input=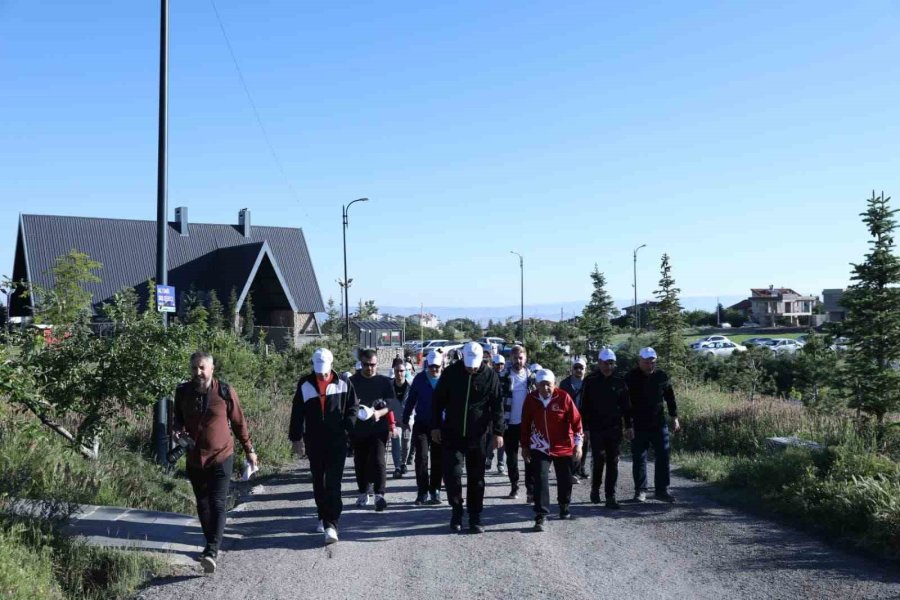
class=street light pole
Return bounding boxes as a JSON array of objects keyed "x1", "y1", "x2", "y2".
[
  {"x1": 342, "y1": 198, "x2": 369, "y2": 341},
  {"x1": 633, "y1": 244, "x2": 646, "y2": 331},
  {"x1": 152, "y1": 0, "x2": 170, "y2": 466},
  {"x1": 511, "y1": 251, "x2": 524, "y2": 342}
]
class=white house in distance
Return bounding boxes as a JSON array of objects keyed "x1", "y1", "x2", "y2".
[{"x1": 409, "y1": 312, "x2": 442, "y2": 329}]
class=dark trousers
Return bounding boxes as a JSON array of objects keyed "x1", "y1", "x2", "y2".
[
  {"x1": 442, "y1": 440, "x2": 487, "y2": 516},
  {"x1": 187, "y1": 453, "x2": 233, "y2": 555},
  {"x1": 632, "y1": 426, "x2": 671, "y2": 493},
  {"x1": 307, "y1": 440, "x2": 347, "y2": 529},
  {"x1": 504, "y1": 424, "x2": 534, "y2": 494},
  {"x1": 413, "y1": 424, "x2": 442, "y2": 495},
  {"x1": 352, "y1": 431, "x2": 389, "y2": 495},
  {"x1": 573, "y1": 435, "x2": 591, "y2": 475},
  {"x1": 590, "y1": 431, "x2": 622, "y2": 498},
  {"x1": 532, "y1": 452, "x2": 573, "y2": 516},
  {"x1": 483, "y1": 434, "x2": 506, "y2": 468}
]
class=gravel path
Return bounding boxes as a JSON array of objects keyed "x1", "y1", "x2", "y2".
[{"x1": 137, "y1": 456, "x2": 900, "y2": 600}]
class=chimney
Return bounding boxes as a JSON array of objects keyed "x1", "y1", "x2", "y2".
[
  {"x1": 239, "y1": 208, "x2": 251, "y2": 238},
  {"x1": 174, "y1": 206, "x2": 188, "y2": 236}
]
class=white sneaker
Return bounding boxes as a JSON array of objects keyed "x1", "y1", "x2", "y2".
[
  {"x1": 315, "y1": 520, "x2": 325, "y2": 533},
  {"x1": 324, "y1": 526, "x2": 339, "y2": 545}
]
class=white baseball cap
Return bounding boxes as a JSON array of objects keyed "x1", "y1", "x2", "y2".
[
  {"x1": 529, "y1": 363, "x2": 542, "y2": 373},
  {"x1": 425, "y1": 351, "x2": 443, "y2": 366},
  {"x1": 573, "y1": 356, "x2": 587, "y2": 368},
  {"x1": 492, "y1": 354, "x2": 506, "y2": 365},
  {"x1": 312, "y1": 348, "x2": 334, "y2": 374},
  {"x1": 535, "y1": 368, "x2": 555, "y2": 384},
  {"x1": 639, "y1": 347, "x2": 658, "y2": 359},
  {"x1": 462, "y1": 341, "x2": 484, "y2": 369},
  {"x1": 598, "y1": 348, "x2": 617, "y2": 362}
]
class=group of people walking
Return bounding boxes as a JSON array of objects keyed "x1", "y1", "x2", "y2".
[{"x1": 171, "y1": 340, "x2": 680, "y2": 572}]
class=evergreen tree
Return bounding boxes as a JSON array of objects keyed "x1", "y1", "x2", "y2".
[
  {"x1": 182, "y1": 285, "x2": 208, "y2": 327},
  {"x1": 226, "y1": 287, "x2": 239, "y2": 333},
  {"x1": 580, "y1": 264, "x2": 617, "y2": 352},
  {"x1": 322, "y1": 297, "x2": 340, "y2": 335},
  {"x1": 356, "y1": 299, "x2": 378, "y2": 320},
  {"x1": 794, "y1": 333, "x2": 840, "y2": 413},
  {"x1": 651, "y1": 254, "x2": 687, "y2": 371},
  {"x1": 207, "y1": 290, "x2": 224, "y2": 330},
  {"x1": 30, "y1": 249, "x2": 102, "y2": 325},
  {"x1": 840, "y1": 191, "x2": 900, "y2": 424},
  {"x1": 242, "y1": 291, "x2": 256, "y2": 338}
]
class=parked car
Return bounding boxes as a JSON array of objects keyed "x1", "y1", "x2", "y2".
[
  {"x1": 693, "y1": 340, "x2": 747, "y2": 357},
  {"x1": 743, "y1": 337, "x2": 775, "y2": 348},
  {"x1": 740, "y1": 322, "x2": 761, "y2": 328},
  {"x1": 829, "y1": 336, "x2": 850, "y2": 352},
  {"x1": 479, "y1": 336, "x2": 506, "y2": 347},
  {"x1": 689, "y1": 335, "x2": 731, "y2": 349},
  {"x1": 765, "y1": 338, "x2": 805, "y2": 355}
]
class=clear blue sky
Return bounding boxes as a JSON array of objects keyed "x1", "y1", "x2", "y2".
[{"x1": 2, "y1": 1, "x2": 899, "y2": 311}]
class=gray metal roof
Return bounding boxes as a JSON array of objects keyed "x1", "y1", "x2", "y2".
[
  {"x1": 13, "y1": 213, "x2": 324, "y2": 315},
  {"x1": 351, "y1": 320, "x2": 402, "y2": 330}
]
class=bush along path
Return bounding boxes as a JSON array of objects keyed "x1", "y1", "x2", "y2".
[{"x1": 136, "y1": 456, "x2": 900, "y2": 600}]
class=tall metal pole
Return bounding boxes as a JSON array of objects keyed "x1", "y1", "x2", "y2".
[
  {"x1": 511, "y1": 251, "x2": 524, "y2": 342},
  {"x1": 633, "y1": 244, "x2": 646, "y2": 330},
  {"x1": 342, "y1": 198, "x2": 369, "y2": 341},
  {"x1": 152, "y1": 0, "x2": 169, "y2": 466}
]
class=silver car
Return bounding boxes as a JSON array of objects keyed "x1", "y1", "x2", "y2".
[
  {"x1": 694, "y1": 340, "x2": 747, "y2": 357},
  {"x1": 765, "y1": 338, "x2": 805, "y2": 354}
]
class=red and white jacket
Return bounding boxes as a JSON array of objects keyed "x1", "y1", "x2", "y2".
[{"x1": 520, "y1": 387, "x2": 583, "y2": 457}]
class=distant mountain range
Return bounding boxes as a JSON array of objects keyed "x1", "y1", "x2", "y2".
[{"x1": 379, "y1": 295, "x2": 747, "y2": 325}]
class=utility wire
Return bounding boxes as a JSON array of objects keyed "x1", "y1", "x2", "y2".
[{"x1": 208, "y1": 0, "x2": 308, "y2": 216}]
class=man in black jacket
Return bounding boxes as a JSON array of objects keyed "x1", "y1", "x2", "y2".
[
  {"x1": 289, "y1": 348, "x2": 358, "y2": 545},
  {"x1": 559, "y1": 356, "x2": 589, "y2": 480},
  {"x1": 432, "y1": 341, "x2": 504, "y2": 533},
  {"x1": 626, "y1": 347, "x2": 680, "y2": 503},
  {"x1": 580, "y1": 348, "x2": 633, "y2": 508}
]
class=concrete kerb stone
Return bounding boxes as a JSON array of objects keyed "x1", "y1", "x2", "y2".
[{"x1": 765, "y1": 436, "x2": 826, "y2": 453}]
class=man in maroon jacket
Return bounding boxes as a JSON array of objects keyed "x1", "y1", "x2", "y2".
[
  {"x1": 521, "y1": 369, "x2": 583, "y2": 531},
  {"x1": 173, "y1": 351, "x2": 258, "y2": 574}
]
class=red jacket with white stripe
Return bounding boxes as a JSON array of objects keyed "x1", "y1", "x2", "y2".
[{"x1": 520, "y1": 387, "x2": 584, "y2": 457}]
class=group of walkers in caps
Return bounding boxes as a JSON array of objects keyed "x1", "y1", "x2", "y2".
[{"x1": 172, "y1": 340, "x2": 680, "y2": 572}]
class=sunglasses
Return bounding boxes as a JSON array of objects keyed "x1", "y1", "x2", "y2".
[{"x1": 362, "y1": 362, "x2": 377, "y2": 367}]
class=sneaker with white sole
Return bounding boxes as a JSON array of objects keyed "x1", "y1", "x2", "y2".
[
  {"x1": 324, "y1": 526, "x2": 339, "y2": 545},
  {"x1": 356, "y1": 492, "x2": 372, "y2": 507},
  {"x1": 200, "y1": 554, "x2": 217, "y2": 574},
  {"x1": 635, "y1": 491, "x2": 647, "y2": 503}
]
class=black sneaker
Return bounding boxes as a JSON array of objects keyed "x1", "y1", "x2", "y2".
[
  {"x1": 374, "y1": 495, "x2": 387, "y2": 512},
  {"x1": 469, "y1": 518, "x2": 485, "y2": 534},
  {"x1": 199, "y1": 550, "x2": 217, "y2": 574},
  {"x1": 450, "y1": 509, "x2": 463, "y2": 532},
  {"x1": 414, "y1": 493, "x2": 427, "y2": 506},
  {"x1": 526, "y1": 493, "x2": 534, "y2": 504},
  {"x1": 393, "y1": 468, "x2": 402, "y2": 479},
  {"x1": 654, "y1": 491, "x2": 676, "y2": 503},
  {"x1": 571, "y1": 475, "x2": 580, "y2": 484},
  {"x1": 634, "y1": 491, "x2": 647, "y2": 503},
  {"x1": 533, "y1": 517, "x2": 545, "y2": 532},
  {"x1": 400, "y1": 464, "x2": 408, "y2": 475},
  {"x1": 590, "y1": 489, "x2": 601, "y2": 504},
  {"x1": 507, "y1": 486, "x2": 519, "y2": 500},
  {"x1": 559, "y1": 505, "x2": 573, "y2": 520},
  {"x1": 605, "y1": 496, "x2": 621, "y2": 509}
]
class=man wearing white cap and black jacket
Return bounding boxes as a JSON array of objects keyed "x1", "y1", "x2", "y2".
[
  {"x1": 580, "y1": 348, "x2": 633, "y2": 508},
  {"x1": 432, "y1": 341, "x2": 504, "y2": 533},
  {"x1": 520, "y1": 369, "x2": 583, "y2": 531},
  {"x1": 626, "y1": 347, "x2": 680, "y2": 503},
  {"x1": 289, "y1": 348, "x2": 358, "y2": 545}
]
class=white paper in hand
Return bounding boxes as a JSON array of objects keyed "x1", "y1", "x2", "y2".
[{"x1": 357, "y1": 405, "x2": 375, "y2": 421}]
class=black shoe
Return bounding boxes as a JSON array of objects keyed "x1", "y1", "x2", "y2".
[
  {"x1": 571, "y1": 475, "x2": 580, "y2": 484},
  {"x1": 578, "y1": 470, "x2": 588, "y2": 478},
  {"x1": 374, "y1": 495, "x2": 387, "y2": 512},
  {"x1": 533, "y1": 517, "x2": 545, "y2": 532},
  {"x1": 507, "y1": 486, "x2": 519, "y2": 500},
  {"x1": 654, "y1": 491, "x2": 676, "y2": 503},
  {"x1": 199, "y1": 549, "x2": 217, "y2": 574},
  {"x1": 469, "y1": 518, "x2": 485, "y2": 534},
  {"x1": 605, "y1": 496, "x2": 621, "y2": 509},
  {"x1": 450, "y1": 509, "x2": 463, "y2": 532},
  {"x1": 559, "y1": 505, "x2": 573, "y2": 520},
  {"x1": 393, "y1": 468, "x2": 402, "y2": 479},
  {"x1": 414, "y1": 493, "x2": 427, "y2": 506},
  {"x1": 526, "y1": 493, "x2": 534, "y2": 504},
  {"x1": 400, "y1": 464, "x2": 408, "y2": 475},
  {"x1": 590, "y1": 489, "x2": 601, "y2": 504}
]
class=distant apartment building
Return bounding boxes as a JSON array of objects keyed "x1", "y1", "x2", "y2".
[
  {"x1": 410, "y1": 312, "x2": 442, "y2": 329},
  {"x1": 821, "y1": 288, "x2": 847, "y2": 322}
]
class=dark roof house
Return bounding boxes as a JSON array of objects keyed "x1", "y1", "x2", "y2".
[{"x1": 11, "y1": 208, "x2": 325, "y2": 346}]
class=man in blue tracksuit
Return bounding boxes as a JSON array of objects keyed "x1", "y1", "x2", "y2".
[{"x1": 402, "y1": 351, "x2": 444, "y2": 505}]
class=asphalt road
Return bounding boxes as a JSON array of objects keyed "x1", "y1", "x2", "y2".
[{"x1": 137, "y1": 455, "x2": 900, "y2": 600}]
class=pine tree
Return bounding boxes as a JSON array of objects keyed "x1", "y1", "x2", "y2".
[
  {"x1": 840, "y1": 191, "x2": 900, "y2": 425},
  {"x1": 207, "y1": 290, "x2": 224, "y2": 330},
  {"x1": 242, "y1": 291, "x2": 256, "y2": 338},
  {"x1": 323, "y1": 297, "x2": 340, "y2": 334},
  {"x1": 794, "y1": 333, "x2": 840, "y2": 413},
  {"x1": 226, "y1": 287, "x2": 239, "y2": 334},
  {"x1": 651, "y1": 254, "x2": 687, "y2": 371},
  {"x1": 580, "y1": 264, "x2": 617, "y2": 352}
]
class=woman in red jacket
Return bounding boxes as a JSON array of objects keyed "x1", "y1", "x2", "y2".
[{"x1": 521, "y1": 369, "x2": 584, "y2": 531}]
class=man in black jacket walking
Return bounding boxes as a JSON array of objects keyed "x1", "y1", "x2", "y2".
[
  {"x1": 432, "y1": 341, "x2": 504, "y2": 533},
  {"x1": 626, "y1": 347, "x2": 680, "y2": 503},
  {"x1": 559, "y1": 356, "x2": 589, "y2": 480},
  {"x1": 580, "y1": 348, "x2": 632, "y2": 508}
]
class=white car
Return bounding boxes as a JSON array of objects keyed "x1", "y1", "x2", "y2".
[
  {"x1": 765, "y1": 338, "x2": 805, "y2": 355},
  {"x1": 690, "y1": 335, "x2": 731, "y2": 350},
  {"x1": 694, "y1": 340, "x2": 747, "y2": 357}
]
